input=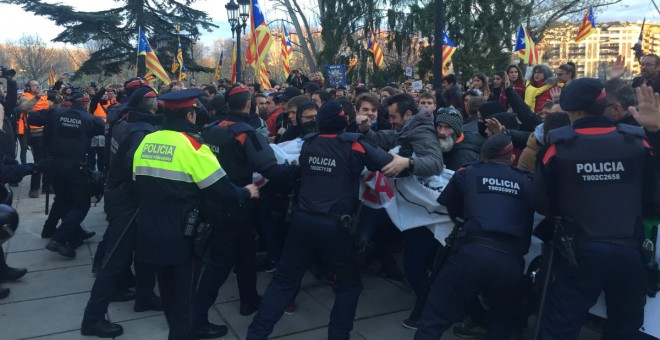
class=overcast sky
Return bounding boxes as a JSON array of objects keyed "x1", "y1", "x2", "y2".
[{"x1": 0, "y1": 0, "x2": 655, "y2": 47}]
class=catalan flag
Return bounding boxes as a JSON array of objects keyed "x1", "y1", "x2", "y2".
[
  {"x1": 514, "y1": 25, "x2": 539, "y2": 66},
  {"x1": 138, "y1": 27, "x2": 171, "y2": 85},
  {"x1": 258, "y1": 63, "x2": 271, "y2": 90},
  {"x1": 171, "y1": 55, "x2": 178, "y2": 73},
  {"x1": 246, "y1": 0, "x2": 273, "y2": 73},
  {"x1": 144, "y1": 71, "x2": 156, "y2": 83},
  {"x1": 214, "y1": 51, "x2": 223, "y2": 80},
  {"x1": 441, "y1": 32, "x2": 456, "y2": 75},
  {"x1": 176, "y1": 41, "x2": 185, "y2": 81},
  {"x1": 180, "y1": 65, "x2": 187, "y2": 81},
  {"x1": 367, "y1": 26, "x2": 384, "y2": 68},
  {"x1": 231, "y1": 42, "x2": 237, "y2": 84},
  {"x1": 575, "y1": 6, "x2": 596, "y2": 43},
  {"x1": 281, "y1": 24, "x2": 292, "y2": 79},
  {"x1": 47, "y1": 65, "x2": 57, "y2": 86}
]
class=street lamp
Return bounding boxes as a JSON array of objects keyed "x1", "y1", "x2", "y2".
[{"x1": 227, "y1": 0, "x2": 250, "y2": 83}]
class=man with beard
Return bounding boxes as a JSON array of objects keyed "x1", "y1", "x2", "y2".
[{"x1": 435, "y1": 108, "x2": 482, "y2": 171}]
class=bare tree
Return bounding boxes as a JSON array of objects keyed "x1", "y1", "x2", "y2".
[
  {"x1": 270, "y1": 0, "x2": 321, "y2": 71},
  {"x1": 5, "y1": 34, "x2": 58, "y2": 83}
]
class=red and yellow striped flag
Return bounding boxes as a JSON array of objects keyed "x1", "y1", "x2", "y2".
[
  {"x1": 258, "y1": 63, "x2": 270, "y2": 90},
  {"x1": 575, "y1": 6, "x2": 596, "y2": 43},
  {"x1": 138, "y1": 27, "x2": 171, "y2": 85},
  {"x1": 214, "y1": 51, "x2": 223, "y2": 80},
  {"x1": 441, "y1": 33, "x2": 456, "y2": 75},
  {"x1": 230, "y1": 42, "x2": 237, "y2": 84},
  {"x1": 367, "y1": 26, "x2": 384, "y2": 68},
  {"x1": 281, "y1": 24, "x2": 292, "y2": 78},
  {"x1": 47, "y1": 65, "x2": 57, "y2": 86},
  {"x1": 246, "y1": 0, "x2": 273, "y2": 73}
]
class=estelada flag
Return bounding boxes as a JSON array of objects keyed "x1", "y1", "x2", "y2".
[{"x1": 575, "y1": 6, "x2": 596, "y2": 43}]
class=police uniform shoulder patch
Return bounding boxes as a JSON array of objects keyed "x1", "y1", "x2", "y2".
[
  {"x1": 181, "y1": 132, "x2": 203, "y2": 151},
  {"x1": 547, "y1": 125, "x2": 576, "y2": 145},
  {"x1": 616, "y1": 123, "x2": 646, "y2": 139},
  {"x1": 302, "y1": 132, "x2": 320, "y2": 140},
  {"x1": 337, "y1": 132, "x2": 362, "y2": 143}
]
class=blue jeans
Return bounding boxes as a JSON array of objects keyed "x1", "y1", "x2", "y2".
[
  {"x1": 539, "y1": 241, "x2": 646, "y2": 340},
  {"x1": 247, "y1": 211, "x2": 362, "y2": 340}
]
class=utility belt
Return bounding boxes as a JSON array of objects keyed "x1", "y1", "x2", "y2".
[
  {"x1": 301, "y1": 208, "x2": 358, "y2": 234},
  {"x1": 183, "y1": 208, "x2": 213, "y2": 259},
  {"x1": 463, "y1": 235, "x2": 521, "y2": 257}
]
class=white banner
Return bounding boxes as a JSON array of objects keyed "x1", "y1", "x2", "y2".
[{"x1": 261, "y1": 138, "x2": 660, "y2": 337}]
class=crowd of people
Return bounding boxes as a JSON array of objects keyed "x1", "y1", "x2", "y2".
[{"x1": 1, "y1": 53, "x2": 660, "y2": 340}]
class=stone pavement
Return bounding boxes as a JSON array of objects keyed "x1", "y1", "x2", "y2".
[{"x1": 1, "y1": 175, "x2": 604, "y2": 340}]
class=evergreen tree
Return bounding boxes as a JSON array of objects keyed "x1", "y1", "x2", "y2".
[
  {"x1": 0, "y1": 0, "x2": 217, "y2": 76},
  {"x1": 387, "y1": 0, "x2": 531, "y2": 83}
]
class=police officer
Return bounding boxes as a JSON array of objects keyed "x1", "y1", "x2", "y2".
[
  {"x1": 194, "y1": 85, "x2": 300, "y2": 338},
  {"x1": 81, "y1": 87, "x2": 162, "y2": 338},
  {"x1": 132, "y1": 88, "x2": 259, "y2": 340},
  {"x1": 534, "y1": 78, "x2": 656, "y2": 339},
  {"x1": 247, "y1": 100, "x2": 394, "y2": 340},
  {"x1": 0, "y1": 136, "x2": 36, "y2": 299},
  {"x1": 414, "y1": 133, "x2": 534, "y2": 339},
  {"x1": 27, "y1": 93, "x2": 104, "y2": 257}
]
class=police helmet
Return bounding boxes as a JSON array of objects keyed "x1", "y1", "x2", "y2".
[{"x1": 0, "y1": 204, "x2": 19, "y2": 245}]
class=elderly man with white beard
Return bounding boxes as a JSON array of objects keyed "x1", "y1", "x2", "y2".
[{"x1": 435, "y1": 108, "x2": 482, "y2": 171}]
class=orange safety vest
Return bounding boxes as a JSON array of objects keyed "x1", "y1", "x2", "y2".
[
  {"x1": 93, "y1": 103, "x2": 107, "y2": 123},
  {"x1": 19, "y1": 92, "x2": 50, "y2": 134}
]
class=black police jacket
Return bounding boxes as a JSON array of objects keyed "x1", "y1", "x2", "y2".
[
  {"x1": 438, "y1": 162, "x2": 534, "y2": 255},
  {"x1": 106, "y1": 110, "x2": 161, "y2": 191},
  {"x1": 297, "y1": 132, "x2": 393, "y2": 215},
  {"x1": 202, "y1": 111, "x2": 300, "y2": 187},
  {"x1": 534, "y1": 116, "x2": 656, "y2": 247},
  {"x1": 27, "y1": 107, "x2": 104, "y2": 160}
]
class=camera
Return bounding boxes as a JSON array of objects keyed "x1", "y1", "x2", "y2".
[{"x1": 0, "y1": 66, "x2": 16, "y2": 79}]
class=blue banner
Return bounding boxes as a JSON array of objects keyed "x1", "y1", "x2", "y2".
[{"x1": 326, "y1": 64, "x2": 346, "y2": 87}]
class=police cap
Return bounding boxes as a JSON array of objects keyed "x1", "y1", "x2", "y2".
[
  {"x1": 560, "y1": 78, "x2": 605, "y2": 112},
  {"x1": 481, "y1": 133, "x2": 513, "y2": 159},
  {"x1": 128, "y1": 86, "x2": 156, "y2": 109},
  {"x1": 158, "y1": 88, "x2": 201, "y2": 110}
]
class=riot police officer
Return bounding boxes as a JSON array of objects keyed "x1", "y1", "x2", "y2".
[
  {"x1": 81, "y1": 86, "x2": 162, "y2": 338},
  {"x1": 247, "y1": 100, "x2": 394, "y2": 340},
  {"x1": 414, "y1": 133, "x2": 534, "y2": 339},
  {"x1": 132, "y1": 89, "x2": 259, "y2": 340},
  {"x1": 27, "y1": 93, "x2": 104, "y2": 258},
  {"x1": 194, "y1": 85, "x2": 300, "y2": 338},
  {"x1": 535, "y1": 78, "x2": 656, "y2": 339}
]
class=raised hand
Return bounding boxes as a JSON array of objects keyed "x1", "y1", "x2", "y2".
[
  {"x1": 609, "y1": 55, "x2": 627, "y2": 79},
  {"x1": 629, "y1": 84, "x2": 660, "y2": 132}
]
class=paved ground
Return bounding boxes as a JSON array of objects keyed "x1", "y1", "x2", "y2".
[{"x1": 1, "y1": 173, "x2": 605, "y2": 340}]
